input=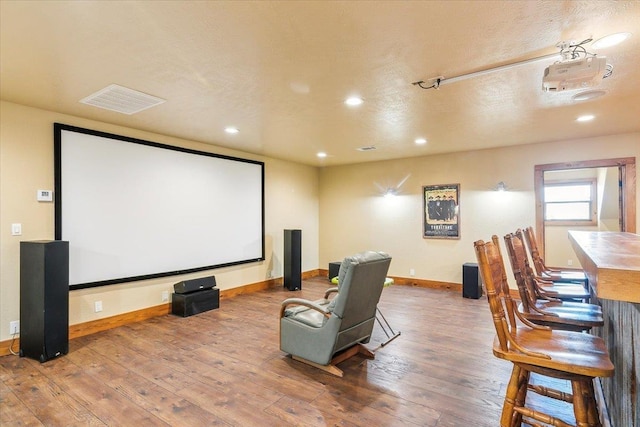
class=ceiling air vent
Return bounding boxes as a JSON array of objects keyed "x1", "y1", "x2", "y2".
[
  {"x1": 357, "y1": 146, "x2": 376, "y2": 152},
  {"x1": 80, "y1": 84, "x2": 165, "y2": 115}
]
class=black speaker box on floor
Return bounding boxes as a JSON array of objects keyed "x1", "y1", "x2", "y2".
[
  {"x1": 173, "y1": 276, "x2": 216, "y2": 294},
  {"x1": 328, "y1": 262, "x2": 341, "y2": 281},
  {"x1": 20, "y1": 240, "x2": 69, "y2": 362},
  {"x1": 172, "y1": 288, "x2": 219, "y2": 317},
  {"x1": 462, "y1": 262, "x2": 483, "y2": 299},
  {"x1": 283, "y1": 229, "x2": 302, "y2": 291}
]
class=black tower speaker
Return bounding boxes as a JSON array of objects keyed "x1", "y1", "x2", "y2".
[
  {"x1": 283, "y1": 229, "x2": 302, "y2": 291},
  {"x1": 462, "y1": 262, "x2": 483, "y2": 299},
  {"x1": 20, "y1": 240, "x2": 69, "y2": 362}
]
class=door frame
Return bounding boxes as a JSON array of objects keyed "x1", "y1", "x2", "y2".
[{"x1": 534, "y1": 157, "x2": 636, "y2": 258}]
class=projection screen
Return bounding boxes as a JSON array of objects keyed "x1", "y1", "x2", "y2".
[{"x1": 54, "y1": 124, "x2": 265, "y2": 289}]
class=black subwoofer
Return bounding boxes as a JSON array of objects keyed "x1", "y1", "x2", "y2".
[
  {"x1": 20, "y1": 240, "x2": 69, "y2": 362},
  {"x1": 462, "y1": 262, "x2": 483, "y2": 299},
  {"x1": 283, "y1": 229, "x2": 301, "y2": 291},
  {"x1": 171, "y1": 288, "x2": 220, "y2": 317},
  {"x1": 328, "y1": 262, "x2": 341, "y2": 281}
]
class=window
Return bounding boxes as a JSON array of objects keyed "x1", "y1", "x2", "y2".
[{"x1": 544, "y1": 179, "x2": 597, "y2": 225}]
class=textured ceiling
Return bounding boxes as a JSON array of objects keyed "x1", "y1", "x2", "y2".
[{"x1": 1, "y1": 1, "x2": 639, "y2": 166}]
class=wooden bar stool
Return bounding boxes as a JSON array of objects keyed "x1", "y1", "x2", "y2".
[
  {"x1": 515, "y1": 229, "x2": 590, "y2": 303},
  {"x1": 501, "y1": 233, "x2": 603, "y2": 332},
  {"x1": 474, "y1": 237, "x2": 614, "y2": 427},
  {"x1": 522, "y1": 226, "x2": 588, "y2": 285}
]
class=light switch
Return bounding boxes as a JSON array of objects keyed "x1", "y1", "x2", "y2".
[{"x1": 11, "y1": 223, "x2": 22, "y2": 236}]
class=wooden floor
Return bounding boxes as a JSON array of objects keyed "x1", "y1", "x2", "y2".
[{"x1": 0, "y1": 277, "x2": 577, "y2": 426}]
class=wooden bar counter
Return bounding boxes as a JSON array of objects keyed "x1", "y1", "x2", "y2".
[
  {"x1": 569, "y1": 230, "x2": 640, "y2": 303},
  {"x1": 568, "y1": 230, "x2": 640, "y2": 427}
]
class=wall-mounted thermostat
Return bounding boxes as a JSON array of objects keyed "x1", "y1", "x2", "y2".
[{"x1": 37, "y1": 189, "x2": 53, "y2": 202}]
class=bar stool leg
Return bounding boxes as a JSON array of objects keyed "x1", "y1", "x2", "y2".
[
  {"x1": 512, "y1": 368, "x2": 530, "y2": 427},
  {"x1": 502, "y1": 364, "x2": 521, "y2": 427},
  {"x1": 572, "y1": 378, "x2": 601, "y2": 427},
  {"x1": 584, "y1": 379, "x2": 600, "y2": 426}
]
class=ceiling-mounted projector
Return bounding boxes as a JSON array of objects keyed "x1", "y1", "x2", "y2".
[{"x1": 542, "y1": 56, "x2": 608, "y2": 92}]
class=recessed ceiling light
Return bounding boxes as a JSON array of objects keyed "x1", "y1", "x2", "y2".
[
  {"x1": 225, "y1": 127, "x2": 239, "y2": 134},
  {"x1": 345, "y1": 96, "x2": 363, "y2": 106},
  {"x1": 415, "y1": 138, "x2": 427, "y2": 145},
  {"x1": 592, "y1": 32, "x2": 631, "y2": 49},
  {"x1": 576, "y1": 115, "x2": 595, "y2": 122},
  {"x1": 572, "y1": 90, "x2": 607, "y2": 102},
  {"x1": 317, "y1": 152, "x2": 327, "y2": 158}
]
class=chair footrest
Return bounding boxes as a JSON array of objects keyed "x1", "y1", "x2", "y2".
[
  {"x1": 291, "y1": 343, "x2": 375, "y2": 377},
  {"x1": 514, "y1": 407, "x2": 574, "y2": 427},
  {"x1": 528, "y1": 384, "x2": 573, "y2": 403}
]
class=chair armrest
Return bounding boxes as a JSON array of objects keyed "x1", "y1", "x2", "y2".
[
  {"x1": 528, "y1": 303, "x2": 560, "y2": 317},
  {"x1": 534, "y1": 287, "x2": 564, "y2": 302},
  {"x1": 280, "y1": 298, "x2": 331, "y2": 319},
  {"x1": 514, "y1": 307, "x2": 553, "y2": 329},
  {"x1": 535, "y1": 276, "x2": 554, "y2": 285},
  {"x1": 323, "y1": 287, "x2": 339, "y2": 299}
]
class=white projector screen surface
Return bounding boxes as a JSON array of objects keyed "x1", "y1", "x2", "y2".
[{"x1": 54, "y1": 124, "x2": 265, "y2": 289}]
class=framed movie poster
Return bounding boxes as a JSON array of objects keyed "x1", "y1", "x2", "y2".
[{"x1": 423, "y1": 184, "x2": 460, "y2": 239}]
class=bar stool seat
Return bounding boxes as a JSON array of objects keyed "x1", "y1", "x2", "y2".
[
  {"x1": 521, "y1": 301, "x2": 603, "y2": 331},
  {"x1": 493, "y1": 328, "x2": 613, "y2": 376}
]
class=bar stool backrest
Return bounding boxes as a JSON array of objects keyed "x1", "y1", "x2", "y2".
[
  {"x1": 474, "y1": 237, "x2": 517, "y2": 353},
  {"x1": 522, "y1": 226, "x2": 547, "y2": 276}
]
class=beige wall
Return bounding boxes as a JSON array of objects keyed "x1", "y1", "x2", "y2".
[
  {"x1": 319, "y1": 133, "x2": 640, "y2": 284},
  {"x1": 0, "y1": 101, "x2": 319, "y2": 341},
  {"x1": 2, "y1": 99, "x2": 638, "y2": 343}
]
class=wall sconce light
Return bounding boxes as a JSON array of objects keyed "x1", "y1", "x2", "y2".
[
  {"x1": 375, "y1": 174, "x2": 410, "y2": 198},
  {"x1": 495, "y1": 181, "x2": 507, "y2": 192},
  {"x1": 383, "y1": 188, "x2": 398, "y2": 198}
]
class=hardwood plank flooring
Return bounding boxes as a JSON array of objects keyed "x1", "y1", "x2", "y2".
[{"x1": 0, "y1": 277, "x2": 578, "y2": 426}]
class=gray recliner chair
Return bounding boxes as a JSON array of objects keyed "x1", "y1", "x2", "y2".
[{"x1": 279, "y1": 251, "x2": 392, "y2": 377}]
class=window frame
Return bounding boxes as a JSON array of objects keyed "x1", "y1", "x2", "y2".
[{"x1": 543, "y1": 178, "x2": 597, "y2": 226}]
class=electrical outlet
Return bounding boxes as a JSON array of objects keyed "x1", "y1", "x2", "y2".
[
  {"x1": 9, "y1": 320, "x2": 19, "y2": 335},
  {"x1": 161, "y1": 291, "x2": 169, "y2": 302},
  {"x1": 94, "y1": 301, "x2": 103, "y2": 313},
  {"x1": 567, "y1": 259, "x2": 573, "y2": 266},
  {"x1": 409, "y1": 268, "x2": 415, "y2": 277}
]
